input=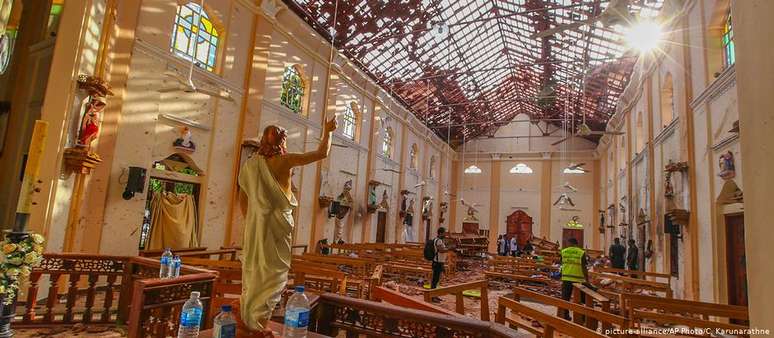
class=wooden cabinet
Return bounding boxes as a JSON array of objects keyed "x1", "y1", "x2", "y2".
[{"x1": 506, "y1": 210, "x2": 533, "y2": 246}]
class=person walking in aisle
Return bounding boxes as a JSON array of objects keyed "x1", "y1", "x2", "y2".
[
  {"x1": 430, "y1": 227, "x2": 450, "y2": 302},
  {"x1": 509, "y1": 235, "x2": 519, "y2": 257},
  {"x1": 497, "y1": 235, "x2": 507, "y2": 256},
  {"x1": 608, "y1": 237, "x2": 626, "y2": 269},
  {"x1": 627, "y1": 239, "x2": 639, "y2": 271},
  {"x1": 559, "y1": 238, "x2": 588, "y2": 320}
]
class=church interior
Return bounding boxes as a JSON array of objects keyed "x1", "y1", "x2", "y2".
[{"x1": 0, "y1": 0, "x2": 772, "y2": 337}]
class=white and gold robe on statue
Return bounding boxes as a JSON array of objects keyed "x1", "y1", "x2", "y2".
[{"x1": 238, "y1": 155, "x2": 297, "y2": 331}]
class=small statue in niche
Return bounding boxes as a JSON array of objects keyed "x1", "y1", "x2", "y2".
[
  {"x1": 664, "y1": 171, "x2": 675, "y2": 198},
  {"x1": 77, "y1": 94, "x2": 107, "y2": 150},
  {"x1": 368, "y1": 183, "x2": 378, "y2": 207},
  {"x1": 399, "y1": 193, "x2": 408, "y2": 217},
  {"x1": 637, "y1": 208, "x2": 649, "y2": 225},
  {"x1": 599, "y1": 209, "x2": 606, "y2": 233},
  {"x1": 619, "y1": 202, "x2": 627, "y2": 226},
  {"x1": 173, "y1": 126, "x2": 196, "y2": 152},
  {"x1": 438, "y1": 202, "x2": 448, "y2": 225},
  {"x1": 718, "y1": 151, "x2": 736, "y2": 180},
  {"x1": 378, "y1": 190, "x2": 390, "y2": 210},
  {"x1": 333, "y1": 180, "x2": 353, "y2": 243},
  {"x1": 422, "y1": 197, "x2": 433, "y2": 220}
]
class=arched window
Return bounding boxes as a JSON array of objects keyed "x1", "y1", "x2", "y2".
[
  {"x1": 660, "y1": 73, "x2": 674, "y2": 128},
  {"x1": 342, "y1": 102, "x2": 358, "y2": 140},
  {"x1": 409, "y1": 144, "x2": 419, "y2": 169},
  {"x1": 171, "y1": 2, "x2": 220, "y2": 72},
  {"x1": 280, "y1": 66, "x2": 305, "y2": 114},
  {"x1": 722, "y1": 10, "x2": 735, "y2": 68},
  {"x1": 382, "y1": 127, "x2": 393, "y2": 158},
  {"x1": 509, "y1": 163, "x2": 533, "y2": 174}
]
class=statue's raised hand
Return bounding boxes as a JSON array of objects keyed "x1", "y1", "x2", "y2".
[{"x1": 324, "y1": 115, "x2": 338, "y2": 132}]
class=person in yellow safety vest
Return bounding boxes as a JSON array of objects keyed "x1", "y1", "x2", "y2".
[{"x1": 558, "y1": 237, "x2": 589, "y2": 320}]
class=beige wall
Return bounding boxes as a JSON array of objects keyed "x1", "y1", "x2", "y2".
[{"x1": 597, "y1": 0, "x2": 746, "y2": 303}]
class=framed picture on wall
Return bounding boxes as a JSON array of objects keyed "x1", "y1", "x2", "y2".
[{"x1": 0, "y1": 101, "x2": 10, "y2": 155}]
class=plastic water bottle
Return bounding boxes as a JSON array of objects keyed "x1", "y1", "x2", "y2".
[
  {"x1": 177, "y1": 291, "x2": 203, "y2": 338},
  {"x1": 212, "y1": 304, "x2": 237, "y2": 338},
  {"x1": 171, "y1": 256, "x2": 182, "y2": 278},
  {"x1": 160, "y1": 248, "x2": 173, "y2": 279},
  {"x1": 283, "y1": 286, "x2": 310, "y2": 338}
]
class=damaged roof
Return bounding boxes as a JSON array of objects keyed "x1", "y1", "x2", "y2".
[{"x1": 284, "y1": 0, "x2": 664, "y2": 144}]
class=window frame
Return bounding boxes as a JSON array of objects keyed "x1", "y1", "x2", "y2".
[
  {"x1": 721, "y1": 10, "x2": 735, "y2": 69},
  {"x1": 170, "y1": 2, "x2": 221, "y2": 72},
  {"x1": 280, "y1": 65, "x2": 306, "y2": 114}
]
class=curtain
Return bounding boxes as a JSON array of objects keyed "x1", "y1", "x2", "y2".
[{"x1": 148, "y1": 191, "x2": 200, "y2": 250}]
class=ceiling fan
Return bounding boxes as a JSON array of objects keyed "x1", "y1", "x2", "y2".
[
  {"x1": 379, "y1": 168, "x2": 402, "y2": 174},
  {"x1": 531, "y1": 0, "x2": 635, "y2": 39},
  {"x1": 552, "y1": 121, "x2": 625, "y2": 146},
  {"x1": 565, "y1": 163, "x2": 591, "y2": 173}
]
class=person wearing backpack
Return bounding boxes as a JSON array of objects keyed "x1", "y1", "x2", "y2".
[{"x1": 429, "y1": 227, "x2": 450, "y2": 302}]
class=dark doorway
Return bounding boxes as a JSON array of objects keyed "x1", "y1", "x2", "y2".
[
  {"x1": 375, "y1": 211, "x2": 387, "y2": 243},
  {"x1": 562, "y1": 228, "x2": 584, "y2": 248},
  {"x1": 725, "y1": 214, "x2": 747, "y2": 307}
]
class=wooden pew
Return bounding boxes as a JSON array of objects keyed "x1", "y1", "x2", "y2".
[
  {"x1": 422, "y1": 280, "x2": 490, "y2": 321},
  {"x1": 620, "y1": 293, "x2": 749, "y2": 336},
  {"x1": 496, "y1": 296, "x2": 611, "y2": 338},
  {"x1": 595, "y1": 266, "x2": 672, "y2": 284},
  {"x1": 590, "y1": 271, "x2": 673, "y2": 298},
  {"x1": 383, "y1": 263, "x2": 433, "y2": 285},
  {"x1": 294, "y1": 253, "x2": 373, "y2": 277},
  {"x1": 484, "y1": 271, "x2": 559, "y2": 291},
  {"x1": 571, "y1": 283, "x2": 617, "y2": 331}
]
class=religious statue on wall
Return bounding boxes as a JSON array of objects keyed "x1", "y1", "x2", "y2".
[
  {"x1": 463, "y1": 203, "x2": 479, "y2": 223},
  {"x1": 378, "y1": 189, "x2": 390, "y2": 210},
  {"x1": 367, "y1": 182, "x2": 378, "y2": 211},
  {"x1": 422, "y1": 196, "x2": 433, "y2": 220},
  {"x1": 664, "y1": 171, "x2": 675, "y2": 198},
  {"x1": 237, "y1": 116, "x2": 337, "y2": 334},
  {"x1": 438, "y1": 201, "x2": 448, "y2": 225},
  {"x1": 333, "y1": 180, "x2": 354, "y2": 243},
  {"x1": 173, "y1": 126, "x2": 196, "y2": 152},
  {"x1": 74, "y1": 75, "x2": 112, "y2": 153},
  {"x1": 718, "y1": 151, "x2": 736, "y2": 180}
]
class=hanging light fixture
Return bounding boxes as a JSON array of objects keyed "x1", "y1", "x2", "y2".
[
  {"x1": 464, "y1": 165, "x2": 482, "y2": 174},
  {"x1": 509, "y1": 163, "x2": 533, "y2": 174}
]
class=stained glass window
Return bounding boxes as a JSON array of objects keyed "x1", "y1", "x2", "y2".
[
  {"x1": 342, "y1": 103, "x2": 357, "y2": 140},
  {"x1": 382, "y1": 127, "x2": 393, "y2": 158},
  {"x1": 171, "y1": 2, "x2": 220, "y2": 72},
  {"x1": 722, "y1": 11, "x2": 735, "y2": 68},
  {"x1": 280, "y1": 66, "x2": 305, "y2": 113}
]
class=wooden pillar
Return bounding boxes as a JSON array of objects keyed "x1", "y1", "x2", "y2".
[
  {"x1": 592, "y1": 159, "x2": 601, "y2": 250},
  {"x1": 646, "y1": 77, "x2": 657, "y2": 272},
  {"x1": 448, "y1": 160, "x2": 460, "y2": 232},
  {"x1": 224, "y1": 11, "x2": 272, "y2": 246},
  {"x1": 488, "y1": 160, "x2": 501, "y2": 253},
  {"x1": 732, "y1": 0, "x2": 774, "y2": 328},
  {"x1": 394, "y1": 125, "x2": 408, "y2": 243},
  {"x1": 680, "y1": 16, "x2": 700, "y2": 301},
  {"x1": 78, "y1": 0, "x2": 142, "y2": 254},
  {"x1": 539, "y1": 155, "x2": 552, "y2": 238},
  {"x1": 360, "y1": 100, "x2": 380, "y2": 243}
]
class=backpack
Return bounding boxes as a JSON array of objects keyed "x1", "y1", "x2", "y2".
[{"x1": 423, "y1": 238, "x2": 437, "y2": 261}]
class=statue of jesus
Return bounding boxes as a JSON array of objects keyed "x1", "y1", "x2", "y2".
[{"x1": 238, "y1": 116, "x2": 337, "y2": 335}]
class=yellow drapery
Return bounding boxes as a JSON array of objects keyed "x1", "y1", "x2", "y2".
[
  {"x1": 238, "y1": 155, "x2": 297, "y2": 331},
  {"x1": 148, "y1": 191, "x2": 200, "y2": 250}
]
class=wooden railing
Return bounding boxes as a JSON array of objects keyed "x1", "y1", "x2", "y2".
[
  {"x1": 590, "y1": 271, "x2": 673, "y2": 298},
  {"x1": 496, "y1": 296, "x2": 609, "y2": 338},
  {"x1": 138, "y1": 247, "x2": 208, "y2": 257},
  {"x1": 14, "y1": 253, "x2": 216, "y2": 338},
  {"x1": 310, "y1": 293, "x2": 515, "y2": 337},
  {"x1": 595, "y1": 266, "x2": 672, "y2": 284},
  {"x1": 422, "y1": 280, "x2": 490, "y2": 321}
]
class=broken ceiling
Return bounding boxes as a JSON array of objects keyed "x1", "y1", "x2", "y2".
[{"x1": 284, "y1": 0, "x2": 665, "y2": 144}]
